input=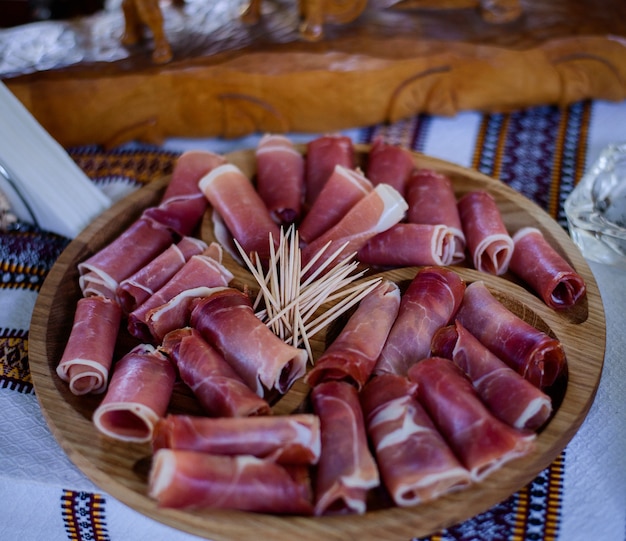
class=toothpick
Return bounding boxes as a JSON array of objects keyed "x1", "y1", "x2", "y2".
[{"x1": 235, "y1": 227, "x2": 377, "y2": 364}]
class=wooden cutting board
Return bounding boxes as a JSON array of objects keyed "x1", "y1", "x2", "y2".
[
  {"x1": 2, "y1": 0, "x2": 626, "y2": 147},
  {"x1": 28, "y1": 146, "x2": 605, "y2": 540}
]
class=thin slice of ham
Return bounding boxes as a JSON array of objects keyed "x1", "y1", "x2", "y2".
[
  {"x1": 144, "y1": 150, "x2": 226, "y2": 236},
  {"x1": 360, "y1": 374, "x2": 471, "y2": 506},
  {"x1": 153, "y1": 413, "x2": 321, "y2": 465},
  {"x1": 455, "y1": 280, "x2": 567, "y2": 388},
  {"x1": 311, "y1": 381, "x2": 379, "y2": 516},
  {"x1": 190, "y1": 287, "x2": 308, "y2": 397},
  {"x1": 92, "y1": 344, "x2": 176, "y2": 443},
  {"x1": 298, "y1": 164, "x2": 372, "y2": 245},
  {"x1": 374, "y1": 266, "x2": 465, "y2": 376},
  {"x1": 78, "y1": 216, "x2": 175, "y2": 299},
  {"x1": 510, "y1": 227, "x2": 587, "y2": 310},
  {"x1": 162, "y1": 149, "x2": 227, "y2": 201},
  {"x1": 408, "y1": 357, "x2": 536, "y2": 482},
  {"x1": 56, "y1": 296, "x2": 122, "y2": 395},
  {"x1": 116, "y1": 236, "x2": 208, "y2": 313},
  {"x1": 148, "y1": 449, "x2": 314, "y2": 514},
  {"x1": 300, "y1": 183, "x2": 408, "y2": 276},
  {"x1": 161, "y1": 328, "x2": 270, "y2": 417},
  {"x1": 141, "y1": 193, "x2": 208, "y2": 237},
  {"x1": 305, "y1": 134, "x2": 355, "y2": 205},
  {"x1": 305, "y1": 280, "x2": 401, "y2": 390},
  {"x1": 365, "y1": 137, "x2": 416, "y2": 195},
  {"x1": 127, "y1": 253, "x2": 233, "y2": 341},
  {"x1": 431, "y1": 321, "x2": 553, "y2": 430},
  {"x1": 255, "y1": 134, "x2": 305, "y2": 225},
  {"x1": 458, "y1": 190, "x2": 513, "y2": 275},
  {"x1": 199, "y1": 163, "x2": 280, "y2": 266},
  {"x1": 406, "y1": 168, "x2": 466, "y2": 264},
  {"x1": 357, "y1": 223, "x2": 456, "y2": 267}
]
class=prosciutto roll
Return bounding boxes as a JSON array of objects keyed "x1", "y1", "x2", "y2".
[
  {"x1": 148, "y1": 449, "x2": 314, "y2": 514},
  {"x1": 163, "y1": 149, "x2": 226, "y2": 200},
  {"x1": 116, "y1": 236, "x2": 208, "y2": 313},
  {"x1": 199, "y1": 163, "x2": 280, "y2": 266},
  {"x1": 458, "y1": 190, "x2": 513, "y2": 275},
  {"x1": 56, "y1": 296, "x2": 122, "y2": 395},
  {"x1": 190, "y1": 287, "x2": 308, "y2": 396},
  {"x1": 300, "y1": 183, "x2": 408, "y2": 276},
  {"x1": 305, "y1": 280, "x2": 401, "y2": 390},
  {"x1": 408, "y1": 357, "x2": 536, "y2": 482},
  {"x1": 305, "y1": 134, "x2": 355, "y2": 205},
  {"x1": 509, "y1": 227, "x2": 587, "y2": 310},
  {"x1": 298, "y1": 164, "x2": 372, "y2": 245},
  {"x1": 153, "y1": 413, "x2": 321, "y2": 465},
  {"x1": 455, "y1": 280, "x2": 567, "y2": 388},
  {"x1": 374, "y1": 266, "x2": 465, "y2": 376},
  {"x1": 161, "y1": 328, "x2": 270, "y2": 417},
  {"x1": 141, "y1": 193, "x2": 208, "y2": 238},
  {"x1": 93, "y1": 344, "x2": 176, "y2": 443},
  {"x1": 365, "y1": 137, "x2": 416, "y2": 195},
  {"x1": 255, "y1": 134, "x2": 305, "y2": 225},
  {"x1": 406, "y1": 168, "x2": 466, "y2": 264},
  {"x1": 127, "y1": 253, "x2": 233, "y2": 341},
  {"x1": 311, "y1": 381, "x2": 379, "y2": 516},
  {"x1": 357, "y1": 223, "x2": 456, "y2": 267},
  {"x1": 78, "y1": 216, "x2": 174, "y2": 299},
  {"x1": 360, "y1": 374, "x2": 471, "y2": 506},
  {"x1": 431, "y1": 321, "x2": 553, "y2": 431}
]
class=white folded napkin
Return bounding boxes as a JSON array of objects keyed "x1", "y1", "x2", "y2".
[{"x1": 0, "y1": 81, "x2": 111, "y2": 238}]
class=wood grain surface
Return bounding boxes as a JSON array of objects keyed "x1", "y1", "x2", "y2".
[
  {"x1": 28, "y1": 147, "x2": 606, "y2": 541},
  {"x1": 3, "y1": 0, "x2": 626, "y2": 147}
]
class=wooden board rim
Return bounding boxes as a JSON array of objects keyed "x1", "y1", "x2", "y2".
[{"x1": 28, "y1": 146, "x2": 606, "y2": 540}]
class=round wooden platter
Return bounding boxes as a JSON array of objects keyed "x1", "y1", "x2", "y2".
[{"x1": 29, "y1": 146, "x2": 606, "y2": 541}]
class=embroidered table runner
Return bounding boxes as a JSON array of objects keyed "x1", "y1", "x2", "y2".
[{"x1": 1, "y1": 99, "x2": 625, "y2": 541}]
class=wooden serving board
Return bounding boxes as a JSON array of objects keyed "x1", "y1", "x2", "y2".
[
  {"x1": 29, "y1": 147, "x2": 605, "y2": 541},
  {"x1": 3, "y1": 0, "x2": 626, "y2": 147}
]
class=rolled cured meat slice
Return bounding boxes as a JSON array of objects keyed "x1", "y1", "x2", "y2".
[
  {"x1": 56, "y1": 296, "x2": 122, "y2": 395},
  {"x1": 365, "y1": 137, "x2": 416, "y2": 195},
  {"x1": 153, "y1": 413, "x2": 321, "y2": 465},
  {"x1": 141, "y1": 193, "x2": 208, "y2": 237},
  {"x1": 78, "y1": 216, "x2": 174, "y2": 299},
  {"x1": 199, "y1": 163, "x2": 280, "y2": 266},
  {"x1": 116, "y1": 236, "x2": 208, "y2": 313},
  {"x1": 431, "y1": 321, "x2": 552, "y2": 430},
  {"x1": 190, "y1": 287, "x2": 308, "y2": 396},
  {"x1": 408, "y1": 357, "x2": 536, "y2": 482},
  {"x1": 455, "y1": 280, "x2": 567, "y2": 388},
  {"x1": 145, "y1": 150, "x2": 226, "y2": 236},
  {"x1": 162, "y1": 149, "x2": 227, "y2": 201},
  {"x1": 255, "y1": 134, "x2": 305, "y2": 225},
  {"x1": 406, "y1": 168, "x2": 466, "y2": 264},
  {"x1": 305, "y1": 280, "x2": 401, "y2": 390},
  {"x1": 148, "y1": 449, "x2": 314, "y2": 514},
  {"x1": 357, "y1": 223, "x2": 456, "y2": 267},
  {"x1": 458, "y1": 190, "x2": 513, "y2": 275},
  {"x1": 311, "y1": 381, "x2": 379, "y2": 516},
  {"x1": 298, "y1": 164, "x2": 372, "y2": 244},
  {"x1": 510, "y1": 227, "x2": 587, "y2": 310},
  {"x1": 93, "y1": 344, "x2": 176, "y2": 443},
  {"x1": 360, "y1": 374, "x2": 471, "y2": 506},
  {"x1": 374, "y1": 266, "x2": 465, "y2": 376},
  {"x1": 300, "y1": 183, "x2": 408, "y2": 276},
  {"x1": 161, "y1": 328, "x2": 270, "y2": 417},
  {"x1": 127, "y1": 253, "x2": 233, "y2": 341},
  {"x1": 305, "y1": 134, "x2": 355, "y2": 205}
]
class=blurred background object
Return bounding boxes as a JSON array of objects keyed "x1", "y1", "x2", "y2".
[{"x1": 0, "y1": 0, "x2": 104, "y2": 27}]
